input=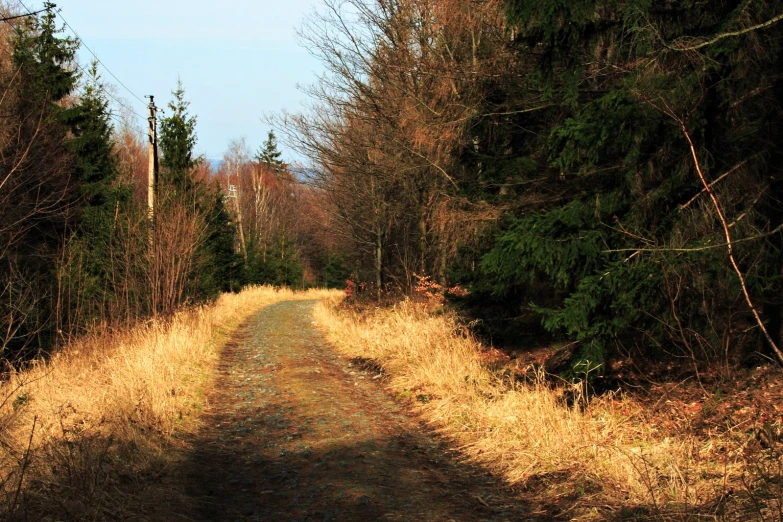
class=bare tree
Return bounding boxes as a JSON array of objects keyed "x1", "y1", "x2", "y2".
[{"x1": 275, "y1": 0, "x2": 510, "y2": 296}]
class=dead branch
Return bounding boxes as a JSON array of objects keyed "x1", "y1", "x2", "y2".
[
  {"x1": 667, "y1": 12, "x2": 783, "y2": 52},
  {"x1": 679, "y1": 158, "x2": 749, "y2": 210},
  {"x1": 679, "y1": 123, "x2": 783, "y2": 364}
]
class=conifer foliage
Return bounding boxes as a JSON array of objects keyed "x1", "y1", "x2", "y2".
[
  {"x1": 479, "y1": 0, "x2": 783, "y2": 371},
  {"x1": 289, "y1": 0, "x2": 783, "y2": 375},
  {"x1": 159, "y1": 78, "x2": 198, "y2": 195},
  {"x1": 256, "y1": 130, "x2": 286, "y2": 174},
  {"x1": 58, "y1": 61, "x2": 131, "y2": 332},
  {"x1": 1, "y1": 2, "x2": 80, "y2": 354},
  {"x1": 218, "y1": 135, "x2": 309, "y2": 289},
  {"x1": 0, "y1": 6, "x2": 243, "y2": 358},
  {"x1": 154, "y1": 81, "x2": 242, "y2": 311}
]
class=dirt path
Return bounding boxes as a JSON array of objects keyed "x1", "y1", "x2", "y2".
[{"x1": 180, "y1": 300, "x2": 536, "y2": 521}]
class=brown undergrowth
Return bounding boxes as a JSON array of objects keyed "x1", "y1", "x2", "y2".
[
  {"x1": 314, "y1": 296, "x2": 783, "y2": 520},
  {"x1": 0, "y1": 286, "x2": 338, "y2": 521}
]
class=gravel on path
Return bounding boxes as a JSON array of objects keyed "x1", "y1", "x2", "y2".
[{"x1": 181, "y1": 300, "x2": 536, "y2": 522}]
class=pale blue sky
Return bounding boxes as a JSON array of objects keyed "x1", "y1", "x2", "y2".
[{"x1": 19, "y1": 0, "x2": 323, "y2": 162}]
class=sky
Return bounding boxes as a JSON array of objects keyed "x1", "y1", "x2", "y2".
[{"x1": 17, "y1": 0, "x2": 324, "y2": 163}]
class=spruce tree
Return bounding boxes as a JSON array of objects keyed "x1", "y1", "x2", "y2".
[
  {"x1": 157, "y1": 79, "x2": 242, "y2": 299},
  {"x1": 197, "y1": 184, "x2": 244, "y2": 297},
  {"x1": 62, "y1": 62, "x2": 131, "y2": 329},
  {"x1": 159, "y1": 78, "x2": 198, "y2": 195},
  {"x1": 12, "y1": 2, "x2": 78, "y2": 110},
  {"x1": 473, "y1": 0, "x2": 783, "y2": 374},
  {"x1": 256, "y1": 131, "x2": 286, "y2": 174},
  {"x1": 68, "y1": 62, "x2": 119, "y2": 210},
  {"x1": 1, "y1": 3, "x2": 80, "y2": 352}
]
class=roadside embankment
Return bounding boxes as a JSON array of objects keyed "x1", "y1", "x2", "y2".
[
  {"x1": 0, "y1": 286, "x2": 337, "y2": 521},
  {"x1": 314, "y1": 296, "x2": 779, "y2": 519}
]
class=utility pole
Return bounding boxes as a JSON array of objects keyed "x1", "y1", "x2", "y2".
[
  {"x1": 146, "y1": 95, "x2": 159, "y2": 247},
  {"x1": 146, "y1": 95, "x2": 160, "y2": 316}
]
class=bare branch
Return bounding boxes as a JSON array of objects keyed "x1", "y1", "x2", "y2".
[{"x1": 667, "y1": 12, "x2": 783, "y2": 52}]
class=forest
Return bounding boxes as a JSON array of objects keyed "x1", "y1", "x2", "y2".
[
  {"x1": 0, "y1": 0, "x2": 782, "y2": 519},
  {"x1": 0, "y1": 0, "x2": 781, "y2": 382},
  {"x1": 0, "y1": 2, "x2": 344, "y2": 364},
  {"x1": 281, "y1": 0, "x2": 783, "y2": 379},
  {"x1": 2, "y1": 0, "x2": 783, "y2": 380}
]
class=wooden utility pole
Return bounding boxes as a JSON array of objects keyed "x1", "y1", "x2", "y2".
[
  {"x1": 146, "y1": 95, "x2": 159, "y2": 247},
  {"x1": 146, "y1": 96, "x2": 160, "y2": 316}
]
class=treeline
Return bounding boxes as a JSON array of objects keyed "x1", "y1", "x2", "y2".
[
  {"x1": 0, "y1": 3, "x2": 235, "y2": 359},
  {"x1": 215, "y1": 133, "x2": 348, "y2": 290},
  {"x1": 286, "y1": 0, "x2": 783, "y2": 374},
  {"x1": 0, "y1": 3, "x2": 328, "y2": 362}
]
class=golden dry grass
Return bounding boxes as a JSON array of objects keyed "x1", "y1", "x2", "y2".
[
  {"x1": 314, "y1": 296, "x2": 761, "y2": 519},
  {"x1": 0, "y1": 286, "x2": 339, "y2": 521}
]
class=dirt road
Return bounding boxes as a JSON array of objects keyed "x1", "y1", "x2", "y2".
[{"x1": 181, "y1": 300, "x2": 535, "y2": 521}]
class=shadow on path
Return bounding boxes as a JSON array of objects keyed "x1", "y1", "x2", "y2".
[{"x1": 177, "y1": 300, "x2": 538, "y2": 522}]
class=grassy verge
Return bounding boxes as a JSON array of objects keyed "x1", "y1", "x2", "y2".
[
  {"x1": 0, "y1": 286, "x2": 337, "y2": 521},
  {"x1": 314, "y1": 296, "x2": 781, "y2": 520}
]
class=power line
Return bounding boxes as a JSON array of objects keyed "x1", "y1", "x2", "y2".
[
  {"x1": 109, "y1": 113, "x2": 147, "y2": 139},
  {"x1": 4, "y1": 3, "x2": 147, "y2": 141},
  {"x1": 72, "y1": 58, "x2": 146, "y2": 120},
  {"x1": 68, "y1": 80, "x2": 146, "y2": 141},
  {"x1": 17, "y1": 1, "x2": 147, "y2": 111},
  {"x1": 53, "y1": 10, "x2": 147, "y2": 106},
  {"x1": 12, "y1": 2, "x2": 153, "y2": 141},
  {"x1": 0, "y1": 7, "x2": 46, "y2": 22},
  {"x1": 2, "y1": 3, "x2": 145, "y2": 122}
]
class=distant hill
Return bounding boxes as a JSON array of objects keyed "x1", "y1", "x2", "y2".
[{"x1": 207, "y1": 158, "x2": 223, "y2": 172}]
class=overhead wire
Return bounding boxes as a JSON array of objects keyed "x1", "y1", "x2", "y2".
[
  {"x1": 2, "y1": 3, "x2": 149, "y2": 146},
  {"x1": 69, "y1": 81, "x2": 144, "y2": 136},
  {"x1": 16, "y1": 0, "x2": 148, "y2": 121},
  {"x1": 51, "y1": 7, "x2": 147, "y2": 106},
  {"x1": 72, "y1": 59, "x2": 146, "y2": 121},
  {"x1": 1, "y1": 4, "x2": 141, "y2": 122},
  {"x1": 0, "y1": 7, "x2": 46, "y2": 22}
]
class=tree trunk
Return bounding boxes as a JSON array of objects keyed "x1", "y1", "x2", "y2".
[
  {"x1": 375, "y1": 228, "x2": 383, "y2": 302},
  {"x1": 233, "y1": 164, "x2": 248, "y2": 264},
  {"x1": 419, "y1": 216, "x2": 427, "y2": 275}
]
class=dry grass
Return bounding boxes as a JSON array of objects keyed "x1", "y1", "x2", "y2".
[
  {"x1": 0, "y1": 286, "x2": 338, "y2": 521},
  {"x1": 314, "y1": 297, "x2": 774, "y2": 519}
]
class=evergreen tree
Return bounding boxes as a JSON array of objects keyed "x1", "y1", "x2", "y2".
[
  {"x1": 68, "y1": 62, "x2": 119, "y2": 210},
  {"x1": 246, "y1": 234, "x2": 303, "y2": 287},
  {"x1": 196, "y1": 185, "x2": 244, "y2": 297},
  {"x1": 62, "y1": 62, "x2": 132, "y2": 329},
  {"x1": 472, "y1": 0, "x2": 783, "y2": 374},
  {"x1": 157, "y1": 79, "x2": 242, "y2": 300},
  {"x1": 12, "y1": 2, "x2": 78, "y2": 110},
  {"x1": 159, "y1": 78, "x2": 198, "y2": 195},
  {"x1": 256, "y1": 131, "x2": 286, "y2": 174},
  {"x1": 1, "y1": 3, "x2": 80, "y2": 353},
  {"x1": 321, "y1": 254, "x2": 349, "y2": 289}
]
